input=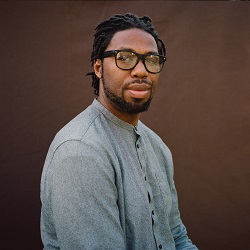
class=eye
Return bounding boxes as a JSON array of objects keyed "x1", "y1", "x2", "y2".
[
  {"x1": 117, "y1": 52, "x2": 135, "y2": 62},
  {"x1": 146, "y1": 55, "x2": 160, "y2": 65}
]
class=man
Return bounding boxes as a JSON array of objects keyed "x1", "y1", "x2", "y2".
[{"x1": 41, "y1": 13, "x2": 198, "y2": 249}]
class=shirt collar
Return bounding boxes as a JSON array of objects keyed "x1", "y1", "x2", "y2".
[{"x1": 92, "y1": 99, "x2": 141, "y2": 134}]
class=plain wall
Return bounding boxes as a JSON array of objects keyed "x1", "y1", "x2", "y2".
[{"x1": 1, "y1": 1, "x2": 250, "y2": 249}]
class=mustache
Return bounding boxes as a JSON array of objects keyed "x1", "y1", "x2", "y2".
[{"x1": 129, "y1": 79, "x2": 153, "y2": 86}]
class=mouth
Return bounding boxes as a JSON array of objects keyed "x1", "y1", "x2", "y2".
[{"x1": 126, "y1": 84, "x2": 151, "y2": 99}]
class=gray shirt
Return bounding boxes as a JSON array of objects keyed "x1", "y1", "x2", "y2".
[{"x1": 41, "y1": 99, "x2": 198, "y2": 250}]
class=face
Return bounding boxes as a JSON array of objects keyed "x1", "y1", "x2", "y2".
[{"x1": 94, "y1": 28, "x2": 161, "y2": 116}]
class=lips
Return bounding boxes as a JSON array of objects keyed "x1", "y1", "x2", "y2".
[{"x1": 126, "y1": 84, "x2": 151, "y2": 99}]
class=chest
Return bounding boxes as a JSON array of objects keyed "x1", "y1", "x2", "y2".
[{"x1": 114, "y1": 136, "x2": 173, "y2": 221}]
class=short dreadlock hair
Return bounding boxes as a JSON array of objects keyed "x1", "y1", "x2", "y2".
[{"x1": 86, "y1": 13, "x2": 166, "y2": 95}]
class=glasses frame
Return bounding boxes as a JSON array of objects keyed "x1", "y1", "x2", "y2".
[{"x1": 101, "y1": 50, "x2": 166, "y2": 74}]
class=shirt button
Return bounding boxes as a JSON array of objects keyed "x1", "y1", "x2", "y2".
[
  {"x1": 159, "y1": 244, "x2": 162, "y2": 249},
  {"x1": 148, "y1": 192, "x2": 151, "y2": 203}
]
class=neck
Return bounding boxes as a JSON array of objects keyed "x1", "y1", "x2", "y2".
[{"x1": 97, "y1": 96, "x2": 140, "y2": 126}]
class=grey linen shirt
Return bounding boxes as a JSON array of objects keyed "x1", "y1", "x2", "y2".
[{"x1": 41, "y1": 99, "x2": 198, "y2": 250}]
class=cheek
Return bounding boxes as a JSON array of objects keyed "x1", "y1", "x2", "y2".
[
  {"x1": 151, "y1": 75, "x2": 160, "y2": 90},
  {"x1": 103, "y1": 60, "x2": 119, "y2": 81},
  {"x1": 154, "y1": 73, "x2": 160, "y2": 83},
  {"x1": 103, "y1": 64, "x2": 127, "y2": 91},
  {"x1": 103, "y1": 70, "x2": 119, "y2": 87}
]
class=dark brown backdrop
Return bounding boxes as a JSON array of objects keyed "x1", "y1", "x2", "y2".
[{"x1": 1, "y1": 1, "x2": 250, "y2": 249}]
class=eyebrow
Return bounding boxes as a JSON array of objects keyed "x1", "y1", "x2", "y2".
[{"x1": 118, "y1": 47, "x2": 158, "y2": 55}]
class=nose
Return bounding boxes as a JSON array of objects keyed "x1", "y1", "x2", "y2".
[{"x1": 130, "y1": 60, "x2": 148, "y2": 79}]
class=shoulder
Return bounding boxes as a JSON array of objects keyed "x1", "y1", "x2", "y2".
[
  {"x1": 54, "y1": 104, "x2": 99, "y2": 144},
  {"x1": 41, "y1": 137, "x2": 118, "y2": 197},
  {"x1": 48, "y1": 101, "x2": 106, "y2": 154},
  {"x1": 43, "y1": 101, "x2": 117, "y2": 171}
]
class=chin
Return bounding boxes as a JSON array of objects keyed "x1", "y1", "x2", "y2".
[{"x1": 119, "y1": 99, "x2": 152, "y2": 114}]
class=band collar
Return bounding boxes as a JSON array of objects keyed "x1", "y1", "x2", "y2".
[{"x1": 92, "y1": 98, "x2": 141, "y2": 135}]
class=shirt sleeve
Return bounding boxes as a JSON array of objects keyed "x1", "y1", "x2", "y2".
[
  {"x1": 169, "y1": 179, "x2": 199, "y2": 250},
  {"x1": 41, "y1": 140, "x2": 126, "y2": 250}
]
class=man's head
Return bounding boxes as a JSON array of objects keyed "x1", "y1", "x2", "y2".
[{"x1": 87, "y1": 13, "x2": 166, "y2": 96}]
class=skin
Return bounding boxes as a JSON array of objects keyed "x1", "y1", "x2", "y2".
[{"x1": 94, "y1": 28, "x2": 160, "y2": 126}]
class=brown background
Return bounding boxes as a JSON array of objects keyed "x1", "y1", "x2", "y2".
[{"x1": 1, "y1": 1, "x2": 250, "y2": 249}]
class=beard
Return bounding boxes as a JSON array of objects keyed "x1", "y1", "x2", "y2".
[{"x1": 102, "y1": 76, "x2": 153, "y2": 114}]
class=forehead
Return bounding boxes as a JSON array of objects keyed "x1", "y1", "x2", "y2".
[{"x1": 107, "y1": 28, "x2": 158, "y2": 53}]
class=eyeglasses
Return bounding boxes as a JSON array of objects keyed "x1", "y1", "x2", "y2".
[{"x1": 101, "y1": 50, "x2": 166, "y2": 74}]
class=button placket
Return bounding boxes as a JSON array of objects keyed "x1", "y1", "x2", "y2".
[
  {"x1": 135, "y1": 134, "x2": 162, "y2": 249},
  {"x1": 135, "y1": 138, "x2": 144, "y2": 170},
  {"x1": 151, "y1": 210, "x2": 163, "y2": 250},
  {"x1": 133, "y1": 128, "x2": 166, "y2": 250}
]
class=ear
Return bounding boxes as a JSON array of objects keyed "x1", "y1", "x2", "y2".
[{"x1": 94, "y1": 59, "x2": 102, "y2": 79}]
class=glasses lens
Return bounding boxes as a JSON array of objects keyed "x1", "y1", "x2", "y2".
[
  {"x1": 115, "y1": 51, "x2": 165, "y2": 73},
  {"x1": 116, "y1": 51, "x2": 137, "y2": 69},
  {"x1": 145, "y1": 55, "x2": 163, "y2": 73}
]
